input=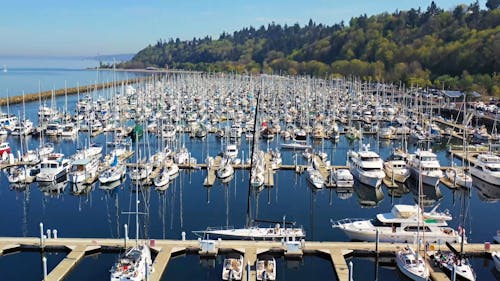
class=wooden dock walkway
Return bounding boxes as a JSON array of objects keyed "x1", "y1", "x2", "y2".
[
  {"x1": 264, "y1": 153, "x2": 274, "y2": 187},
  {"x1": 1, "y1": 237, "x2": 498, "y2": 281}
]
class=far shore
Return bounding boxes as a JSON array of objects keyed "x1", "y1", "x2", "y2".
[{"x1": 89, "y1": 68, "x2": 201, "y2": 74}]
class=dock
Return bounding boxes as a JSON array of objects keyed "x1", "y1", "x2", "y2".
[{"x1": 1, "y1": 237, "x2": 498, "y2": 281}]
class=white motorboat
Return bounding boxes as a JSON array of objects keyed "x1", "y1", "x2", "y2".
[
  {"x1": 222, "y1": 254, "x2": 243, "y2": 281},
  {"x1": 306, "y1": 166, "x2": 324, "y2": 189},
  {"x1": 331, "y1": 169, "x2": 354, "y2": 188},
  {"x1": 347, "y1": 143, "x2": 385, "y2": 188},
  {"x1": 224, "y1": 143, "x2": 238, "y2": 159},
  {"x1": 61, "y1": 123, "x2": 79, "y2": 137},
  {"x1": 331, "y1": 204, "x2": 463, "y2": 244},
  {"x1": 384, "y1": 149, "x2": 411, "y2": 183},
  {"x1": 36, "y1": 153, "x2": 71, "y2": 182},
  {"x1": 256, "y1": 256, "x2": 276, "y2": 281},
  {"x1": 68, "y1": 158, "x2": 100, "y2": 183},
  {"x1": 469, "y1": 153, "x2": 500, "y2": 186},
  {"x1": 45, "y1": 122, "x2": 62, "y2": 136},
  {"x1": 396, "y1": 245, "x2": 429, "y2": 281},
  {"x1": 407, "y1": 149, "x2": 443, "y2": 187}
]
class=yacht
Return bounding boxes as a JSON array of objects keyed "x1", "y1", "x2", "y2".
[
  {"x1": 384, "y1": 149, "x2": 411, "y2": 183},
  {"x1": 224, "y1": 143, "x2": 238, "y2": 160},
  {"x1": 306, "y1": 166, "x2": 324, "y2": 189},
  {"x1": 331, "y1": 169, "x2": 354, "y2": 188},
  {"x1": 45, "y1": 122, "x2": 62, "y2": 136},
  {"x1": 407, "y1": 149, "x2": 443, "y2": 187},
  {"x1": 61, "y1": 123, "x2": 79, "y2": 137},
  {"x1": 36, "y1": 153, "x2": 71, "y2": 182},
  {"x1": 331, "y1": 204, "x2": 463, "y2": 244},
  {"x1": 68, "y1": 158, "x2": 100, "y2": 183},
  {"x1": 222, "y1": 254, "x2": 243, "y2": 281},
  {"x1": 396, "y1": 245, "x2": 429, "y2": 281},
  {"x1": 256, "y1": 256, "x2": 276, "y2": 281},
  {"x1": 469, "y1": 153, "x2": 500, "y2": 186},
  {"x1": 347, "y1": 143, "x2": 385, "y2": 188}
]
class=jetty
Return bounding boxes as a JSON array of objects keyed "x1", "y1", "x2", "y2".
[
  {"x1": 1, "y1": 236, "x2": 498, "y2": 281},
  {"x1": 0, "y1": 77, "x2": 148, "y2": 106}
]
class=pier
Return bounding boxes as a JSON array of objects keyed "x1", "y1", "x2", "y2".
[{"x1": 0, "y1": 236, "x2": 498, "y2": 281}]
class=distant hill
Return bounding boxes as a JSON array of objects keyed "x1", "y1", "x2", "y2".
[
  {"x1": 118, "y1": 1, "x2": 500, "y2": 96},
  {"x1": 95, "y1": 53, "x2": 135, "y2": 62}
]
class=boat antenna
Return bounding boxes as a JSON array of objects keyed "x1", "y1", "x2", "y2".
[{"x1": 246, "y1": 84, "x2": 261, "y2": 228}]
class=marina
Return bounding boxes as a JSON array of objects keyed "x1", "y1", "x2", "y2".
[{"x1": 0, "y1": 68, "x2": 499, "y2": 280}]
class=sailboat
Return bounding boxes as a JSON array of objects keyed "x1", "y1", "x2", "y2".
[
  {"x1": 396, "y1": 164, "x2": 430, "y2": 281},
  {"x1": 430, "y1": 189, "x2": 476, "y2": 281},
  {"x1": 110, "y1": 138, "x2": 152, "y2": 281},
  {"x1": 193, "y1": 87, "x2": 305, "y2": 240}
]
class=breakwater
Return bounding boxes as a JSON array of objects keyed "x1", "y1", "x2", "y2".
[{"x1": 0, "y1": 76, "x2": 149, "y2": 106}]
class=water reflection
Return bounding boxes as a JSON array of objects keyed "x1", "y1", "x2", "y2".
[
  {"x1": 473, "y1": 176, "x2": 500, "y2": 203},
  {"x1": 386, "y1": 182, "x2": 410, "y2": 199},
  {"x1": 354, "y1": 183, "x2": 384, "y2": 208},
  {"x1": 336, "y1": 187, "x2": 354, "y2": 200},
  {"x1": 406, "y1": 178, "x2": 443, "y2": 206}
]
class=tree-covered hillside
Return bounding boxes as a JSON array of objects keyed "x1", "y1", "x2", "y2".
[{"x1": 120, "y1": 1, "x2": 500, "y2": 96}]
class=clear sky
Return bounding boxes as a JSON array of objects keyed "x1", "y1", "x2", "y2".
[{"x1": 0, "y1": 0, "x2": 484, "y2": 57}]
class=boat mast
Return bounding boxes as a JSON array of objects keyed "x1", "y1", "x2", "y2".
[{"x1": 246, "y1": 77, "x2": 261, "y2": 228}]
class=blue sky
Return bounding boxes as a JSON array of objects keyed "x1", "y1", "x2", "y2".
[{"x1": 0, "y1": 0, "x2": 484, "y2": 57}]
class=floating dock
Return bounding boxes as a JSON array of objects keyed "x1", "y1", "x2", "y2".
[{"x1": 0, "y1": 236, "x2": 498, "y2": 281}]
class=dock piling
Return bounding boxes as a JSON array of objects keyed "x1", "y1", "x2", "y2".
[
  {"x1": 39, "y1": 223, "x2": 44, "y2": 248},
  {"x1": 42, "y1": 256, "x2": 47, "y2": 281},
  {"x1": 348, "y1": 260, "x2": 353, "y2": 281}
]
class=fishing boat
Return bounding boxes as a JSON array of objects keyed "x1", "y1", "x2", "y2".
[
  {"x1": 256, "y1": 256, "x2": 276, "y2": 281},
  {"x1": 222, "y1": 253, "x2": 243, "y2": 281},
  {"x1": 331, "y1": 204, "x2": 463, "y2": 244}
]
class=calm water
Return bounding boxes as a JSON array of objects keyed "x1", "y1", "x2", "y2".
[
  {"x1": 0, "y1": 64, "x2": 498, "y2": 280},
  {"x1": 0, "y1": 57, "x2": 141, "y2": 97}
]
